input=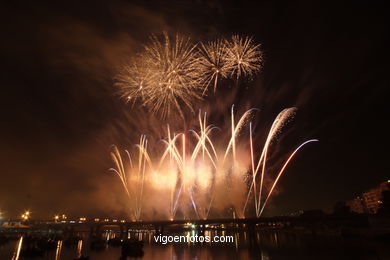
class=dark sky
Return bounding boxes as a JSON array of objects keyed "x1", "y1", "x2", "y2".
[{"x1": 0, "y1": 0, "x2": 388, "y2": 219}]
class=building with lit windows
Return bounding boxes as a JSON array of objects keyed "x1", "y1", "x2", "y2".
[{"x1": 347, "y1": 180, "x2": 390, "y2": 214}]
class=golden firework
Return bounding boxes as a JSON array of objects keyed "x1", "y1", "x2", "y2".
[
  {"x1": 116, "y1": 33, "x2": 263, "y2": 116},
  {"x1": 116, "y1": 33, "x2": 203, "y2": 117},
  {"x1": 197, "y1": 39, "x2": 230, "y2": 93},
  {"x1": 224, "y1": 35, "x2": 262, "y2": 79},
  {"x1": 115, "y1": 57, "x2": 152, "y2": 105},
  {"x1": 110, "y1": 108, "x2": 317, "y2": 220}
]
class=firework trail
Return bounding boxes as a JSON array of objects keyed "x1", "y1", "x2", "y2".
[
  {"x1": 252, "y1": 108, "x2": 297, "y2": 217},
  {"x1": 258, "y1": 139, "x2": 318, "y2": 216},
  {"x1": 110, "y1": 107, "x2": 316, "y2": 220},
  {"x1": 109, "y1": 136, "x2": 149, "y2": 221}
]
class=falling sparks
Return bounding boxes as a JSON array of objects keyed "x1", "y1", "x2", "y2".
[
  {"x1": 110, "y1": 138, "x2": 147, "y2": 221},
  {"x1": 110, "y1": 107, "x2": 317, "y2": 220}
]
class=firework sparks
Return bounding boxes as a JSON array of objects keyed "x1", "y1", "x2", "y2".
[
  {"x1": 112, "y1": 33, "x2": 314, "y2": 220},
  {"x1": 115, "y1": 58, "x2": 152, "y2": 105},
  {"x1": 116, "y1": 33, "x2": 262, "y2": 116},
  {"x1": 116, "y1": 33, "x2": 202, "y2": 117},
  {"x1": 109, "y1": 136, "x2": 149, "y2": 221},
  {"x1": 110, "y1": 107, "x2": 317, "y2": 220},
  {"x1": 224, "y1": 35, "x2": 262, "y2": 79},
  {"x1": 197, "y1": 39, "x2": 230, "y2": 93}
]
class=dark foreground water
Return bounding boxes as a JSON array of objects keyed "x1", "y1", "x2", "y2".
[{"x1": 1, "y1": 230, "x2": 390, "y2": 260}]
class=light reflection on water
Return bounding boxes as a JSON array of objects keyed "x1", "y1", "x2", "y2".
[
  {"x1": 10, "y1": 236, "x2": 22, "y2": 260},
  {"x1": 0, "y1": 230, "x2": 389, "y2": 260},
  {"x1": 54, "y1": 241, "x2": 62, "y2": 260}
]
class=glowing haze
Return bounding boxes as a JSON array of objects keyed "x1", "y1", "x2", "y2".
[
  {"x1": 111, "y1": 33, "x2": 317, "y2": 221},
  {"x1": 110, "y1": 108, "x2": 317, "y2": 221}
]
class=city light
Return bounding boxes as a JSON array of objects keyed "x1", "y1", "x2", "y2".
[{"x1": 21, "y1": 210, "x2": 30, "y2": 221}]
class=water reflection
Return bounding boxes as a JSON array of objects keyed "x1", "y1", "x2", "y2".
[
  {"x1": 76, "y1": 240, "x2": 83, "y2": 258},
  {"x1": 11, "y1": 236, "x2": 23, "y2": 260},
  {"x1": 54, "y1": 240, "x2": 62, "y2": 260},
  {"x1": 0, "y1": 229, "x2": 389, "y2": 260}
]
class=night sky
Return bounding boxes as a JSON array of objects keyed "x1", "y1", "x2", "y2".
[{"x1": 1, "y1": 1, "x2": 388, "y2": 219}]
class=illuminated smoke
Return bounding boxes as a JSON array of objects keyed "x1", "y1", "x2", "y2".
[{"x1": 110, "y1": 107, "x2": 317, "y2": 221}]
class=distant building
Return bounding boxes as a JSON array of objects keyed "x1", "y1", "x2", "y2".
[
  {"x1": 347, "y1": 180, "x2": 390, "y2": 214},
  {"x1": 362, "y1": 181, "x2": 389, "y2": 213},
  {"x1": 346, "y1": 197, "x2": 365, "y2": 213}
]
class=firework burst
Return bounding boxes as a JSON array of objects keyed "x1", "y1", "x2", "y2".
[
  {"x1": 116, "y1": 33, "x2": 263, "y2": 116},
  {"x1": 115, "y1": 58, "x2": 151, "y2": 105},
  {"x1": 116, "y1": 33, "x2": 203, "y2": 117},
  {"x1": 197, "y1": 39, "x2": 230, "y2": 93},
  {"x1": 224, "y1": 35, "x2": 262, "y2": 79}
]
